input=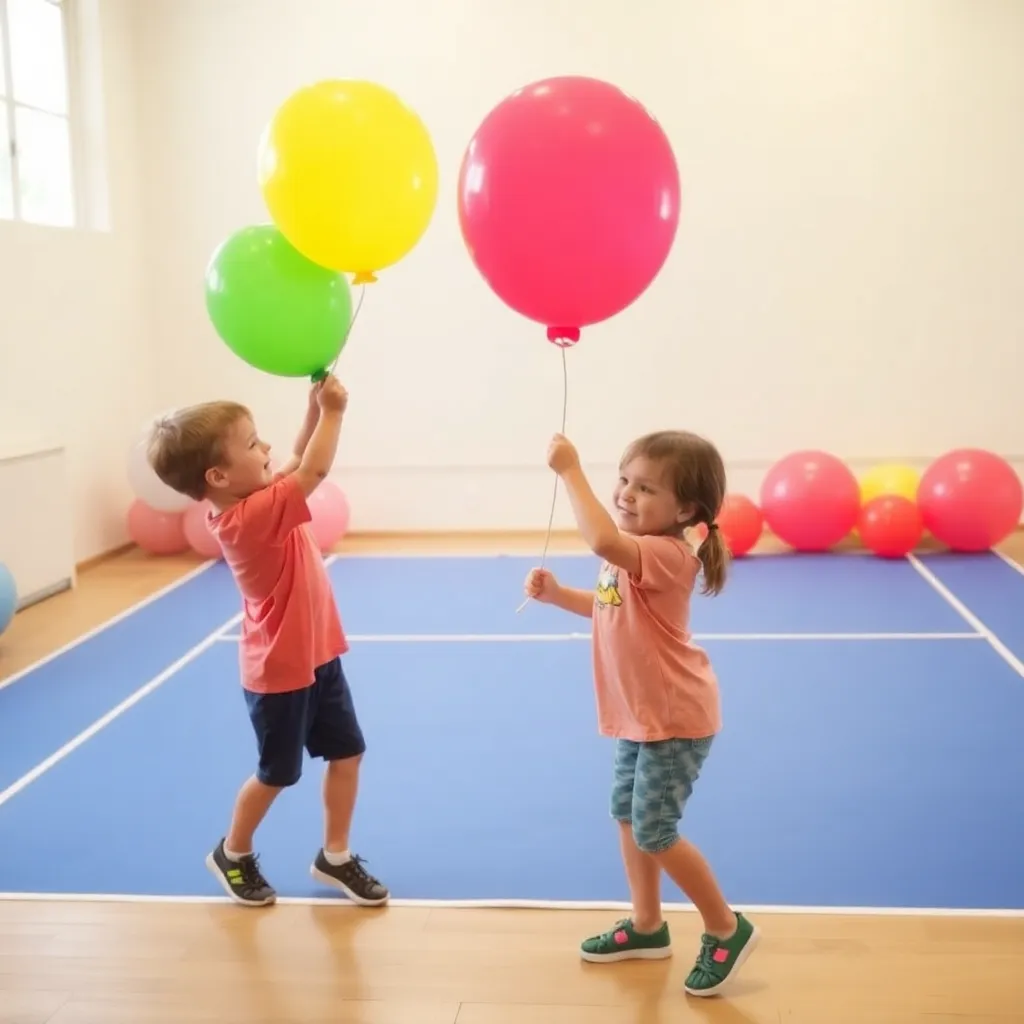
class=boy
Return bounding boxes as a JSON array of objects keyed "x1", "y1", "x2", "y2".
[{"x1": 146, "y1": 376, "x2": 387, "y2": 908}]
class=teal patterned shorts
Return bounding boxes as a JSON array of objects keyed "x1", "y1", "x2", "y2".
[{"x1": 610, "y1": 736, "x2": 714, "y2": 854}]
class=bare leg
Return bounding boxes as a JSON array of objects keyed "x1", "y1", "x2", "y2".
[
  {"x1": 619, "y1": 821, "x2": 663, "y2": 932},
  {"x1": 225, "y1": 775, "x2": 281, "y2": 853},
  {"x1": 323, "y1": 755, "x2": 361, "y2": 852},
  {"x1": 652, "y1": 837, "x2": 737, "y2": 938}
]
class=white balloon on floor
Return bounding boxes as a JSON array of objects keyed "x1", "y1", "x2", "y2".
[{"x1": 126, "y1": 425, "x2": 192, "y2": 513}]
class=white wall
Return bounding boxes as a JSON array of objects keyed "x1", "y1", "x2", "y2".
[
  {"x1": 133, "y1": 1, "x2": 1024, "y2": 530},
  {"x1": 0, "y1": 0, "x2": 151, "y2": 558}
]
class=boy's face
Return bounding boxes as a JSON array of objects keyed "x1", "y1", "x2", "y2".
[{"x1": 206, "y1": 416, "x2": 273, "y2": 502}]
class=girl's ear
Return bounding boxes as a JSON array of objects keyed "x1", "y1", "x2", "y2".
[{"x1": 676, "y1": 501, "x2": 696, "y2": 526}]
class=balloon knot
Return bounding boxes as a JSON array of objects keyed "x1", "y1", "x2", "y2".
[
  {"x1": 311, "y1": 369, "x2": 328, "y2": 383},
  {"x1": 547, "y1": 326, "x2": 580, "y2": 348},
  {"x1": 352, "y1": 271, "x2": 378, "y2": 285}
]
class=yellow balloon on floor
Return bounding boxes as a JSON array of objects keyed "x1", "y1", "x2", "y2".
[
  {"x1": 859, "y1": 463, "x2": 920, "y2": 504},
  {"x1": 258, "y1": 80, "x2": 438, "y2": 282}
]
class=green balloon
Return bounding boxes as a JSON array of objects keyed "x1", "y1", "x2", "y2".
[{"x1": 205, "y1": 225, "x2": 352, "y2": 378}]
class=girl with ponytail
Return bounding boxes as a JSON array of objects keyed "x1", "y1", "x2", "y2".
[{"x1": 525, "y1": 429, "x2": 758, "y2": 999}]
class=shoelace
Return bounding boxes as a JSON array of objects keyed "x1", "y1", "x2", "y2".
[
  {"x1": 693, "y1": 934, "x2": 722, "y2": 975},
  {"x1": 347, "y1": 855, "x2": 381, "y2": 885},
  {"x1": 237, "y1": 854, "x2": 270, "y2": 892}
]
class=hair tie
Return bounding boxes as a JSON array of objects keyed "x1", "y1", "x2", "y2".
[{"x1": 707, "y1": 522, "x2": 719, "y2": 531}]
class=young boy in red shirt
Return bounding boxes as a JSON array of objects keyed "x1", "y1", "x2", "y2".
[{"x1": 147, "y1": 376, "x2": 387, "y2": 908}]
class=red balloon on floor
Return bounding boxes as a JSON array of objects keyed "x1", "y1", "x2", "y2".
[
  {"x1": 917, "y1": 449, "x2": 1022, "y2": 552},
  {"x1": 858, "y1": 496, "x2": 923, "y2": 558},
  {"x1": 717, "y1": 494, "x2": 763, "y2": 556},
  {"x1": 760, "y1": 451, "x2": 859, "y2": 552}
]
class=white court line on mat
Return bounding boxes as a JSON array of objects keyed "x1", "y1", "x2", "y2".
[
  {"x1": 328, "y1": 550, "x2": 595, "y2": 560},
  {"x1": 0, "y1": 891, "x2": 1020, "y2": 917},
  {"x1": 213, "y1": 631, "x2": 983, "y2": 643},
  {"x1": 0, "y1": 559, "x2": 217, "y2": 694},
  {"x1": 907, "y1": 554, "x2": 1024, "y2": 680},
  {"x1": 0, "y1": 611, "x2": 241, "y2": 812},
  {"x1": 992, "y1": 548, "x2": 1024, "y2": 578},
  {"x1": 0, "y1": 555, "x2": 339, "y2": 811}
]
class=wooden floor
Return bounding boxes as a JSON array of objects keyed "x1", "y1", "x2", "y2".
[{"x1": 2, "y1": 532, "x2": 1024, "y2": 1024}]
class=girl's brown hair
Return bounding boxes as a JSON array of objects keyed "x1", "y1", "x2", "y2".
[{"x1": 621, "y1": 430, "x2": 729, "y2": 596}]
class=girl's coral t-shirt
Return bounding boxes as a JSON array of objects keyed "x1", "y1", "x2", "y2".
[{"x1": 591, "y1": 534, "x2": 721, "y2": 742}]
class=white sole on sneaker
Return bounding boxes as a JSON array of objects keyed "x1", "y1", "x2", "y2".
[
  {"x1": 204, "y1": 852, "x2": 276, "y2": 907},
  {"x1": 684, "y1": 924, "x2": 761, "y2": 997},
  {"x1": 309, "y1": 864, "x2": 390, "y2": 907},
  {"x1": 580, "y1": 946, "x2": 673, "y2": 964}
]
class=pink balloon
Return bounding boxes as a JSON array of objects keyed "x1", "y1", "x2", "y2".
[
  {"x1": 917, "y1": 449, "x2": 1022, "y2": 551},
  {"x1": 183, "y1": 500, "x2": 223, "y2": 560},
  {"x1": 760, "y1": 451, "x2": 860, "y2": 552},
  {"x1": 307, "y1": 480, "x2": 351, "y2": 553},
  {"x1": 458, "y1": 76, "x2": 680, "y2": 340},
  {"x1": 126, "y1": 499, "x2": 188, "y2": 556}
]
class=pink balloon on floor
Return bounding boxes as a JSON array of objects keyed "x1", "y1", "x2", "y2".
[
  {"x1": 126, "y1": 499, "x2": 188, "y2": 556},
  {"x1": 917, "y1": 449, "x2": 1023, "y2": 551},
  {"x1": 760, "y1": 451, "x2": 859, "y2": 552},
  {"x1": 183, "y1": 500, "x2": 223, "y2": 560},
  {"x1": 458, "y1": 76, "x2": 680, "y2": 342},
  {"x1": 307, "y1": 481, "x2": 351, "y2": 553}
]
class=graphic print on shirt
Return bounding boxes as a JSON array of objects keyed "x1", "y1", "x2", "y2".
[{"x1": 595, "y1": 562, "x2": 622, "y2": 609}]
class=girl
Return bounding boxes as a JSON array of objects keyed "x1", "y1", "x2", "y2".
[{"x1": 524, "y1": 430, "x2": 758, "y2": 998}]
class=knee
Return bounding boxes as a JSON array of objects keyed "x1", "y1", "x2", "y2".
[{"x1": 326, "y1": 753, "x2": 362, "y2": 775}]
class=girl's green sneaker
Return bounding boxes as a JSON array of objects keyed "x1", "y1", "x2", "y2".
[
  {"x1": 580, "y1": 918, "x2": 672, "y2": 963},
  {"x1": 684, "y1": 912, "x2": 760, "y2": 997}
]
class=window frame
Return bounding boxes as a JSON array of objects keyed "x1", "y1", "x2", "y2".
[{"x1": 0, "y1": 0, "x2": 77, "y2": 226}]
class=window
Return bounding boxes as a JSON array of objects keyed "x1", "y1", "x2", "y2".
[{"x1": 0, "y1": 0, "x2": 74, "y2": 227}]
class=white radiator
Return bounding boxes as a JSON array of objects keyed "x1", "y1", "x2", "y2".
[{"x1": 0, "y1": 442, "x2": 76, "y2": 608}]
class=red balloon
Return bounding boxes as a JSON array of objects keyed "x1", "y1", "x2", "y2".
[
  {"x1": 760, "y1": 451, "x2": 859, "y2": 552},
  {"x1": 717, "y1": 494, "x2": 763, "y2": 556},
  {"x1": 858, "y1": 496, "x2": 923, "y2": 558},
  {"x1": 917, "y1": 449, "x2": 1022, "y2": 552},
  {"x1": 458, "y1": 76, "x2": 680, "y2": 341}
]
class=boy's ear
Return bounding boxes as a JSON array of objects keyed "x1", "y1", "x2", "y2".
[{"x1": 205, "y1": 465, "x2": 230, "y2": 491}]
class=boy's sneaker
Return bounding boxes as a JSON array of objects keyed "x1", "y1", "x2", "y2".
[
  {"x1": 684, "y1": 912, "x2": 760, "y2": 997},
  {"x1": 205, "y1": 839, "x2": 276, "y2": 907},
  {"x1": 310, "y1": 850, "x2": 389, "y2": 906},
  {"x1": 580, "y1": 919, "x2": 672, "y2": 963}
]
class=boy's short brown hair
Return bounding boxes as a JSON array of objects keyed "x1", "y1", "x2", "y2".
[{"x1": 146, "y1": 401, "x2": 251, "y2": 501}]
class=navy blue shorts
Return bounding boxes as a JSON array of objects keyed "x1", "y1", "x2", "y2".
[{"x1": 244, "y1": 657, "x2": 366, "y2": 788}]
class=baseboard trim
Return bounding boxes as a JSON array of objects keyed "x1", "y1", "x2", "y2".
[
  {"x1": 77, "y1": 524, "x2": 1023, "y2": 571},
  {"x1": 76, "y1": 543, "x2": 133, "y2": 573}
]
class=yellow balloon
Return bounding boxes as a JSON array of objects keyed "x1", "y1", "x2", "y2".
[
  {"x1": 258, "y1": 80, "x2": 438, "y2": 282},
  {"x1": 859, "y1": 463, "x2": 920, "y2": 504}
]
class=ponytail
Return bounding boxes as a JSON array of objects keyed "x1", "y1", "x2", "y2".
[{"x1": 696, "y1": 525, "x2": 729, "y2": 596}]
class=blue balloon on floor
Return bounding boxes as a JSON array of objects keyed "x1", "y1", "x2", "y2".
[{"x1": 0, "y1": 562, "x2": 17, "y2": 636}]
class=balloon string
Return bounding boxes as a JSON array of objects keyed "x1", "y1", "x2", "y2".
[
  {"x1": 328, "y1": 284, "x2": 366, "y2": 377},
  {"x1": 516, "y1": 344, "x2": 568, "y2": 613}
]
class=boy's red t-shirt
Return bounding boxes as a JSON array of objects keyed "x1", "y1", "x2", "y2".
[{"x1": 208, "y1": 474, "x2": 347, "y2": 694}]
